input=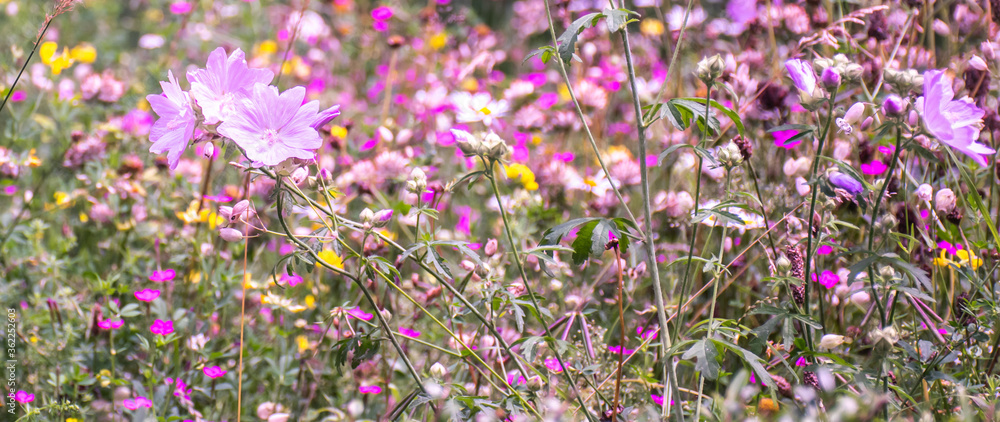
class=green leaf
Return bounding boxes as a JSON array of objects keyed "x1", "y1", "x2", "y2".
[
  {"x1": 682, "y1": 339, "x2": 720, "y2": 380},
  {"x1": 677, "y1": 97, "x2": 746, "y2": 138},
  {"x1": 659, "y1": 98, "x2": 722, "y2": 135},
  {"x1": 657, "y1": 143, "x2": 694, "y2": 164},
  {"x1": 603, "y1": 8, "x2": 630, "y2": 33},
  {"x1": 556, "y1": 12, "x2": 603, "y2": 64}
]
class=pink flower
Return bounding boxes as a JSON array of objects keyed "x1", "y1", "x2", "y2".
[
  {"x1": 816, "y1": 270, "x2": 839, "y2": 289},
  {"x1": 772, "y1": 129, "x2": 801, "y2": 149},
  {"x1": 150, "y1": 319, "x2": 174, "y2": 336},
  {"x1": 860, "y1": 161, "x2": 887, "y2": 175},
  {"x1": 795, "y1": 357, "x2": 808, "y2": 366},
  {"x1": 507, "y1": 373, "x2": 526, "y2": 385},
  {"x1": 134, "y1": 288, "x2": 161, "y2": 302},
  {"x1": 203, "y1": 366, "x2": 227, "y2": 379},
  {"x1": 281, "y1": 273, "x2": 303, "y2": 287},
  {"x1": 147, "y1": 71, "x2": 196, "y2": 169},
  {"x1": 149, "y1": 269, "x2": 176, "y2": 282},
  {"x1": 187, "y1": 47, "x2": 274, "y2": 125},
  {"x1": 217, "y1": 84, "x2": 331, "y2": 166},
  {"x1": 98, "y1": 319, "x2": 124, "y2": 330},
  {"x1": 608, "y1": 345, "x2": 635, "y2": 355},
  {"x1": 169, "y1": 1, "x2": 193, "y2": 14},
  {"x1": 399, "y1": 327, "x2": 421, "y2": 337},
  {"x1": 651, "y1": 394, "x2": 675, "y2": 406},
  {"x1": 544, "y1": 357, "x2": 564, "y2": 373},
  {"x1": 359, "y1": 385, "x2": 382, "y2": 394},
  {"x1": 371, "y1": 6, "x2": 393, "y2": 21},
  {"x1": 920, "y1": 69, "x2": 994, "y2": 167},
  {"x1": 14, "y1": 390, "x2": 34, "y2": 403},
  {"x1": 135, "y1": 397, "x2": 152, "y2": 408},
  {"x1": 10, "y1": 91, "x2": 26, "y2": 103},
  {"x1": 347, "y1": 307, "x2": 373, "y2": 321}
]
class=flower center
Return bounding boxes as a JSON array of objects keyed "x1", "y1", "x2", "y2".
[
  {"x1": 262, "y1": 129, "x2": 279, "y2": 146},
  {"x1": 479, "y1": 107, "x2": 491, "y2": 115}
]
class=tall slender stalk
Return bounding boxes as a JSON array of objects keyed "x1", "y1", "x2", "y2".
[
  {"x1": 483, "y1": 158, "x2": 599, "y2": 422},
  {"x1": 612, "y1": 244, "x2": 625, "y2": 422},
  {"x1": 802, "y1": 91, "x2": 839, "y2": 350},
  {"x1": 865, "y1": 125, "x2": 903, "y2": 327},
  {"x1": 617, "y1": 24, "x2": 684, "y2": 422}
]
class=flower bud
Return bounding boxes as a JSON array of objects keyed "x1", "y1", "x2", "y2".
[
  {"x1": 407, "y1": 167, "x2": 428, "y2": 194},
  {"x1": 844, "y1": 103, "x2": 866, "y2": 125},
  {"x1": 935, "y1": 188, "x2": 956, "y2": 213},
  {"x1": 878, "y1": 265, "x2": 895, "y2": 278},
  {"x1": 820, "y1": 67, "x2": 841, "y2": 89},
  {"x1": 482, "y1": 132, "x2": 511, "y2": 161},
  {"x1": 716, "y1": 141, "x2": 744, "y2": 168},
  {"x1": 915, "y1": 184, "x2": 933, "y2": 202},
  {"x1": 883, "y1": 95, "x2": 906, "y2": 117},
  {"x1": 695, "y1": 54, "x2": 725, "y2": 84},
  {"x1": 813, "y1": 57, "x2": 836, "y2": 73},
  {"x1": 968, "y1": 55, "x2": 988, "y2": 71},
  {"x1": 452, "y1": 129, "x2": 482, "y2": 157},
  {"x1": 379, "y1": 308, "x2": 392, "y2": 322},
  {"x1": 860, "y1": 116, "x2": 874, "y2": 131},
  {"x1": 908, "y1": 109, "x2": 919, "y2": 127},
  {"x1": 819, "y1": 334, "x2": 845, "y2": 349},
  {"x1": 526, "y1": 376, "x2": 544, "y2": 391},
  {"x1": 843, "y1": 63, "x2": 863, "y2": 82},
  {"x1": 372, "y1": 209, "x2": 393, "y2": 228},
  {"x1": 430, "y1": 362, "x2": 447, "y2": 379},
  {"x1": 203, "y1": 142, "x2": 215, "y2": 159},
  {"x1": 475, "y1": 263, "x2": 491, "y2": 278},
  {"x1": 828, "y1": 172, "x2": 863, "y2": 195},
  {"x1": 775, "y1": 256, "x2": 791, "y2": 272},
  {"x1": 360, "y1": 208, "x2": 375, "y2": 224},
  {"x1": 219, "y1": 227, "x2": 244, "y2": 242},
  {"x1": 484, "y1": 238, "x2": 498, "y2": 256}
]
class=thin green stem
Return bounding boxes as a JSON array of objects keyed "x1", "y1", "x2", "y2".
[
  {"x1": 617, "y1": 24, "x2": 683, "y2": 421},
  {"x1": 864, "y1": 125, "x2": 902, "y2": 328},
  {"x1": 484, "y1": 159, "x2": 598, "y2": 422}
]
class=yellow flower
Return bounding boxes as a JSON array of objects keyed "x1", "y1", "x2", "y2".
[
  {"x1": 70, "y1": 44, "x2": 97, "y2": 63},
  {"x1": 933, "y1": 246, "x2": 983, "y2": 270},
  {"x1": 460, "y1": 78, "x2": 478, "y2": 91},
  {"x1": 330, "y1": 125, "x2": 348, "y2": 139},
  {"x1": 53, "y1": 191, "x2": 71, "y2": 207},
  {"x1": 640, "y1": 18, "x2": 665, "y2": 36},
  {"x1": 26, "y1": 149, "x2": 42, "y2": 167},
  {"x1": 40, "y1": 42, "x2": 58, "y2": 65},
  {"x1": 558, "y1": 83, "x2": 571, "y2": 102},
  {"x1": 188, "y1": 271, "x2": 202, "y2": 284},
  {"x1": 256, "y1": 40, "x2": 279, "y2": 55},
  {"x1": 317, "y1": 250, "x2": 344, "y2": 269},
  {"x1": 79, "y1": 212, "x2": 89, "y2": 223},
  {"x1": 296, "y1": 335, "x2": 310, "y2": 353},
  {"x1": 305, "y1": 295, "x2": 316, "y2": 309},
  {"x1": 428, "y1": 32, "x2": 447, "y2": 50},
  {"x1": 49, "y1": 47, "x2": 75, "y2": 75},
  {"x1": 504, "y1": 164, "x2": 539, "y2": 191}
]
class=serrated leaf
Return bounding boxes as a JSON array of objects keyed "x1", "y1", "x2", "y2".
[
  {"x1": 682, "y1": 339, "x2": 720, "y2": 380},
  {"x1": 556, "y1": 12, "x2": 603, "y2": 64}
]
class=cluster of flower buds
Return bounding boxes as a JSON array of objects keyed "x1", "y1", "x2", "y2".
[
  {"x1": 715, "y1": 141, "x2": 744, "y2": 169},
  {"x1": 451, "y1": 129, "x2": 512, "y2": 162},
  {"x1": 218, "y1": 199, "x2": 256, "y2": 242},
  {"x1": 695, "y1": 54, "x2": 725, "y2": 85},
  {"x1": 883, "y1": 69, "x2": 924, "y2": 94},
  {"x1": 813, "y1": 54, "x2": 864, "y2": 86},
  {"x1": 406, "y1": 167, "x2": 427, "y2": 194},
  {"x1": 360, "y1": 208, "x2": 393, "y2": 230}
]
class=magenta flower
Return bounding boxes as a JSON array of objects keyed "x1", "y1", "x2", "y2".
[
  {"x1": 14, "y1": 391, "x2": 34, "y2": 403},
  {"x1": 544, "y1": 357, "x2": 564, "y2": 373},
  {"x1": 651, "y1": 394, "x2": 675, "y2": 406},
  {"x1": 507, "y1": 373, "x2": 526, "y2": 385},
  {"x1": 150, "y1": 319, "x2": 174, "y2": 336},
  {"x1": 795, "y1": 357, "x2": 808, "y2": 366},
  {"x1": 217, "y1": 84, "x2": 326, "y2": 166},
  {"x1": 10, "y1": 91, "x2": 26, "y2": 103},
  {"x1": 134, "y1": 288, "x2": 161, "y2": 302},
  {"x1": 371, "y1": 6, "x2": 393, "y2": 20},
  {"x1": 608, "y1": 345, "x2": 635, "y2": 355},
  {"x1": 169, "y1": 1, "x2": 192, "y2": 14},
  {"x1": 398, "y1": 327, "x2": 421, "y2": 337},
  {"x1": 147, "y1": 71, "x2": 196, "y2": 170},
  {"x1": 347, "y1": 307, "x2": 373, "y2": 321},
  {"x1": 920, "y1": 69, "x2": 994, "y2": 167},
  {"x1": 280, "y1": 273, "x2": 303, "y2": 287},
  {"x1": 860, "y1": 161, "x2": 887, "y2": 175},
  {"x1": 772, "y1": 129, "x2": 802, "y2": 149},
  {"x1": 359, "y1": 385, "x2": 382, "y2": 394},
  {"x1": 149, "y1": 269, "x2": 176, "y2": 282},
  {"x1": 187, "y1": 47, "x2": 274, "y2": 125},
  {"x1": 816, "y1": 270, "x2": 839, "y2": 289},
  {"x1": 203, "y1": 366, "x2": 227, "y2": 379},
  {"x1": 98, "y1": 319, "x2": 124, "y2": 330}
]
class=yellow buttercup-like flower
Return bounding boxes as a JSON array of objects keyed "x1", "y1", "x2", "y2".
[
  {"x1": 429, "y1": 32, "x2": 447, "y2": 50},
  {"x1": 504, "y1": 163, "x2": 539, "y2": 191},
  {"x1": 933, "y1": 245, "x2": 983, "y2": 270},
  {"x1": 70, "y1": 44, "x2": 97, "y2": 63},
  {"x1": 317, "y1": 249, "x2": 344, "y2": 270}
]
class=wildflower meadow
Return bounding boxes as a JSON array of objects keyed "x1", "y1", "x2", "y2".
[{"x1": 2, "y1": 0, "x2": 1000, "y2": 420}]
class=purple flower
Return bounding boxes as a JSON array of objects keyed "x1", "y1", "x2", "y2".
[
  {"x1": 134, "y1": 288, "x2": 161, "y2": 302},
  {"x1": 726, "y1": 0, "x2": 757, "y2": 25},
  {"x1": 883, "y1": 95, "x2": 906, "y2": 117},
  {"x1": 187, "y1": 47, "x2": 274, "y2": 125},
  {"x1": 816, "y1": 270, "x2": 839, "y2": 289},
  {"x1": 860, "y1": 161, "x2": 887, "y2": 176},
  {"x1": 14, "y1": 391, "x2": 33, "y2": 404},
  {"x1": 150, "y1": 319, "x2": 174, "y2": 336},
  {"x1": 544, "y1": 357, "x2": 564, "y2": 373},
  {"x1": 146, "y1": 71, "x2": 196, "y2": 169},
  {"x1": 217, "y1": 84, "x2": 324, "y2": 166},
  {"x1": 149, "y1": 269, "x2": 176, "y2": 282},
  {"x1": 828, "y1": 172, "x2": 863, "y2": 194},
  {"x1": 399, "y1": 327, "x2": 421, "y2": 337},
  {"x1": 785, "y1": 59, "x2": 817, "y2": 94},
  {"x1": 359, "y1": 385, "x2": 382, "y2": 394},
  {"x1": 203, "y1": 366, "x2": 227, "y2": 379},
  {"x1": 920, "y1": 69, "x2": 994, "y2": 167}
]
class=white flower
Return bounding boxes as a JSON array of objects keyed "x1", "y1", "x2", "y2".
[
  {"x1": 449, "y1": 91, "x2": 509, "y2": 126},
  {"x1": 819, "y1": 334, "x2": 845, "y2": 349}
]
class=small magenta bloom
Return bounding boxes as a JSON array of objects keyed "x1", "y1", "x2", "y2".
[
  {"x1": 828, "y1": 172, "x2": 863, "y2": 194},
  {"x1": 795, "y1": 357, "x2": 808, "y2": 366},
  {"x1": 920, "y1": 69, "x2": 994, "y2": 167},
  {"x1": 359, "y1": 385, "x2": 382, "y2": 394},
  {"x1": 772, "y1": 129, "x2": 802, "y2": 149},
  {"x1": 149, "y1": 269, "x2": 176, "y2": 282},
  {"x1": 816, "y1": 270, "x2": 839, "y2": 289},
  {"x1": 134, "y1": 288, "x2": 161, "y2": 302},
  {"x1": 147, "y1": 71, "x2": 196, "y2": 169},
  {"x1": 398, "y1": 327, "x2": 421, "y2": 337},
  {"x1": 98, "y1": 319, "x2": 124, "y2": 330},
  {"x1": 217, "y1": 84, "x2": 327, "y2": 166},
  {"x1": 371, "y1": 6, "x2": 393, "y2": 21},
  {"x1": 280, "y1": 273, "x2": 303, "y2": 287},
  {"x1": 203, "y1": 366, "x2": 227, "y2": 379},
  {"x1": 544, "y1": 357, "x2": 564, "y2": 373},
  {"x1": 347, "y1": 307, "x2": 373, "y2": 321},
  {"x1": 608, "y1": 345, "x2": 635, "y2": 355},
  {"x1": 651, "y1": 394, "x2": 675, "y2": 406},
  {"x1": 860, "y1": 161, "x2": 887, "y2": 176},
  {"x1": 883, "y1": 95, "x2": 906, "y2": 117},
  {"x1": 150, "y1": 319, "x2": 174, "y2": 336},
  {"x1": 10, "y1": 91, "x2": 26, "y2": 102},
  {"x1": 14, "y1": 391, "x2": 34, "y2": 403},
  {"x1": 187, "y1": 47, "x2": 274, "y2": 125},
  {"x1": 169, "y1": 1, "x2": 193, "y2": 14}
]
